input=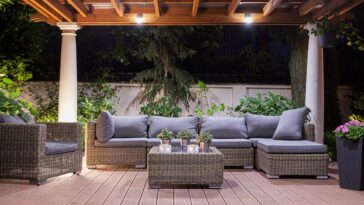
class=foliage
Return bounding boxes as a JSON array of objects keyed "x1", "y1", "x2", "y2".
[
  {"x1": 309, "y1": 17, "x2": 364, "y2": 51},
  {"x1": 0, "y1": 0, "x2": 14, "y2": 11},
  {"x1": 349, "y1": 114, "x2": 364, "y2": 123},
  {"x1": 130, "y1": 27, "x2": 196, "y2": 107},
  {"x1": 231, "y1": 92, "x2": 299, "y2": 116},
  {"x1": 352, "y1": 92, "x2": 364, "y2": 113},
  {"x1": 324, "y1": 130, "x2": 336, "y2": 160},
  {"x1": 335, "y1": 120, "x2": 364, "y2": 141},
  {"x1": 240, "y1": 46, "x2": 272, "y2": 73},
  {"x1": 194, "y1": 81, "x2": 225, "y2": 116},
  {"x1": 0, "y1": 57, "x2": 36, "y2": 121},
  {"x1": 197, "y1": 131, "x2": 213, "y2": 143},
  {"x1": 140, "y1": 96, "x2": 181, "y2": 117},
  {"x1": 177, "y1": 130, "x2": 192, "y2": 139},
  {"x1": 157, "y1": 128, "x2": 174, "y2": 140}
]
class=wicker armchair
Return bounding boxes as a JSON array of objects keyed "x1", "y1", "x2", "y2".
[{"x1": 0, "y1": 122, "x2": 82, "y2": 185}]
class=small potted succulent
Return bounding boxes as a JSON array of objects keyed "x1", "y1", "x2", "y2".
[
  {"x1": 177, "y1": 130, "x2": 192, "y2": 151},
  {"x1": 197, "y1": 131, "x2": 213, "y2": 152},
  {"x1": 335, "y1": 118, "x2": 364, "y2": 190},
  {"x1": 157, "y1": 128, "x2": 174, "y2": 145}
]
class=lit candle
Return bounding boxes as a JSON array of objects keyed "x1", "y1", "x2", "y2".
[
  {"x1": 187, "y1": 144, "x2": 199, "y2": 153},
  {"x1": 159, "y1": 144, "x2": 172, "y2": 153}
]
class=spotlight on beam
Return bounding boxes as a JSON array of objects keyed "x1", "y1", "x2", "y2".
[
  {"x1": 136, "y1": 13, "x2": 144, "y2": 24},
  {"x1": 244, "y1": 13, "x2": 253, "y2": 24}
]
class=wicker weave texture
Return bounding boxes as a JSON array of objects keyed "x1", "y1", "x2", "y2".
[
  {"x1": 148, "y1": 147, "x2": 224, "y2": 186},
  {"x1": 0, "y1": 123, "x2": 82, "y2": 181},
  {"x1": 218, "y1": 148, "x2": 254, "y2": 167},
  {"x1": 303, "y1": 123, "x2": 315, "y2": 141},
  {"x1": 86, "y1": 122, "x2": 146, "y2": 167},
  {"x1": 257, "y1": 149, "x2": 328, "y2": 176}
]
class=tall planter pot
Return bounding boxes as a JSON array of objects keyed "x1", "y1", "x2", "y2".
[
  {"x1": 336, "y1": 137, "x2": 364, "y2": 191},
  {"x1": 319, "y1": 32, "x2": 336, "y2": 48}
]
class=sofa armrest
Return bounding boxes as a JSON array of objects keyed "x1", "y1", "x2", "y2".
[
  {"x1": 303, "y1": 123, "x2": 315, "y2": 142},
  {"x1": 39, "y1": 122, "x2": 82, "y2": 146},
  {"x1": 0, "y1": 124, "x2": 47, "y2": 162},
  {"x1": 86, "y1": 122, "x2": 96, "y2": 147}
]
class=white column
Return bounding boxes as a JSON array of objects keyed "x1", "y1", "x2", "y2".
[
  {"x1": 57, "y1": 22, "x2": 81, "y2": 122},
  {"x1": 304, "y1": 24, "x2": 324, "y2": 143}
]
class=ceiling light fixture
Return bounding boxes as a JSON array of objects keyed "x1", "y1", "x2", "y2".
[
  {"x1": 244, "y1": 13, "x2": 253, "y2": 24},
  {"x1": 136, "y1": 13, "x2": 144, "y2": 24}
]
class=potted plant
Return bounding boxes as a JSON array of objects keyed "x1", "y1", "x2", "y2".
[
  {"x1": 310, "y1": 17, "x2": 339, "y2": 48},
  {"x1": 197, "y1": 131, "x2": 213, "y2": 152},
  {"x1": 334, "y1": 119, "x2": 364, "y2": 190},
  {"x1": 157, "y1": 128, "x2": 174, "y2": 145},
  {"x1": 177, "y1": 130, "x2": 192, "y2": 151}
]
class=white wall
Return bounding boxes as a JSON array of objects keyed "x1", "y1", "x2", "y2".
[{"x1": 22, "y1": 82, "x2": 352, "y2": 120}]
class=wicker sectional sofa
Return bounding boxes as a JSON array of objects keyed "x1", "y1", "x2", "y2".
[{"x1": 86, "y1": 112, "x2": 328, "y2": 178}]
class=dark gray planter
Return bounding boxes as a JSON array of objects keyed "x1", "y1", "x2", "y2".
[
  {"x1": 336, "y1": 137, "x2": 364, "y2": 191},
  {"x1": 319, "y1": 32, "x2": 336, "y2": 48}
]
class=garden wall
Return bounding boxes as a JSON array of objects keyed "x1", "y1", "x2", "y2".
[{"x1": 22, "y1": 82, "x2": 352, "y2": 121}]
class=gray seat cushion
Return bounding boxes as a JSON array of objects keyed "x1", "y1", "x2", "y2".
[
  {"x1": 245, "y1": 113, "x2": 280, "y2": 138},
  {"x1": 45, "y1": 141, "x2": 78, "y2": 155},
  {"x1": 147, "y1": 138, "x2": 198, "y2": 147},
  {"x1": 95, "y1": 138, "x2": 147, "y2": 148},
  {"x1": 199, "y1": 116, "x2": 248, "y2": 139},
  {"x1": 249, "y1": 138, "x2": 269, "y2": 147},
  {"x1": 148, "y1": 116, "x2": 198, "y2": 138},
  {"x1": 112, "y1": 115, "x2": 148, "y2": 138},
  {"x1": 0, "y1": 114, "x2": 25, "y2": 124},
  {"x1": 210, "y1": 139, "x2": 253, "y2": 148},
  {"x1": 273, "y1": 107, "x2": 310, "y2": 140},
  {"x1": 257, "y1": 139, "x2": 327, "y2": 154},
  {"x1": 96, "y1": 111, "x2": 114, "y2": 142}
]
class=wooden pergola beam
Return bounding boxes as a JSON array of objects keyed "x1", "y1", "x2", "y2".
[
  {"x1": 67, "y1": 0, "x2": 88, "y2": 17},
  {"x1": 23, "y1": 0, "x2": 49, "y2": 18},
  {"x1": 312, "y1": 0, "x2": 349, "y2": 20},
  {"x1": 328, "y1": 0, "x2": 364, "y2": 19},
  {"x1": 227, "y1": 0, "x2": 241, "y2": 16},
  {"x1": 111, "y1": 0, "x2": 125, "y2": 17},
  {"x1": 29, "y1": 0, "x2": 63, "y2": 21},
  {"x1": 298, "y1": 0, "x2": 324, "y2": 16},
  {"x1": 76, "y1": 12, "x2": 304, "y2": 25},
  {"x1": 153, "y1": 0, "x2": 161, "y2": 16},
  {"x1": 43, "y1": 0, "x2": 74, "y2": 22},
  {"x1": 192, "y1": 0, "x2": 200, "y2": 16},
  {"x1": 263, "y1": 0, "x2": 282, "y2": 16}
]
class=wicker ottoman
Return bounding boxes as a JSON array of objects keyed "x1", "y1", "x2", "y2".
[{"x1": 147, "y1": 146, "x2": 224, "y2": 188}]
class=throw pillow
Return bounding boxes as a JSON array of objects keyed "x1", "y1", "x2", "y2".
[
  {"x1": 148, "y1": 116, "x2": 198, "y2": 138},
  {"x1": 273, "y1": 107, "x2": 310, "y2": 140},
  {"x1": 96, "y1": 111, "x2": 114, "y2": 142},
  {"x1": 199, "y1": 116, "x2": 248, "y2": 139},
  {"x1": 112, "y1": 115, "x2": 148, "y2": 138},
  {"x1": 245, "y1": 113, "x2": 280, "y2": 138}
]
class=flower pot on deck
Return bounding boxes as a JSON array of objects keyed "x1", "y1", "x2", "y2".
[{"x1": 336, "y1": 137, "x2": 364, "y2": 191}]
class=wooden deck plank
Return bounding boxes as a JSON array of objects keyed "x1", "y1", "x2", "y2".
[
  {"x1": 157, "y1": 188, "x2": 174, "y2": 205},
  {"x1": 224, "y1": 171, "x2": 261, "y2": 205},
  {"x1": 2, "y1": 166, "x2": 364, "y2": 205},
  {"x1": 103, "y1": 168, "x2": 138, "y2": 205},
  {"x1": 244, "y1": 171, "x2": 295, "y2": 205},
  {"x1": 139, "y1": 179, "x2": 158, "y2": 205},
  {"x1": 67, "y1": 166, "x2": 118, "y2": 205},
  {"x1": 231, "y1": 170, "x2": 278, "y2": 205},
  {"x1": 218, "y1": 178, "x2": 244, "y2": 205},
  {"x1": 174, "y1": 187, "x2": 192, "y2": 205},
  {"x1": 121, "y1": 170, "x2": 147, "y2": 205},
  {"x1": 203, "y1": 188, "x2": 226, "y2": 205},
  {"x1": 85, "y1": 167, "x2": 128, "y2": 205}
]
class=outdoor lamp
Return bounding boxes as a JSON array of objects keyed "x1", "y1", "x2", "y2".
[
  {"x1": 244, "y1": 13, "x2": 253, "y2": 24},
  {"x1": 136, "y1": 13, "x2": 144, "y2": 24}
]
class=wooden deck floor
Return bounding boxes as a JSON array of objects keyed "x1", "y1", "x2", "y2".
[{"x1": 1, "y1": 164, "x2": 363, "y2": 205}]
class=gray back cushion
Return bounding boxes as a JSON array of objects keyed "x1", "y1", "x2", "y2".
[
  {"x1": 112, "y1": 115, "x2": 148, "y2": 138},
  {"x1": 273, "y1": 107, "x2": 309, "y2": 140},
  {"x1": 148, "y1": 116, "x2": 198, "y2": 138},
  {"x1": 199, "y1": 116, "x2": 247, "y2": 139},
  {"x1": 245, "y1": 113, "x2": 280, "y2": 138},
  {"x1": 96, "y1": 111, "x2": 114, "y2": 142},
  {"x1": 0, "y1": 114, "x2": 25, "y2": 124}
]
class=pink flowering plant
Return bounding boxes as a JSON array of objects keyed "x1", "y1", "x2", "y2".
[{"x1": 334, "y1": 120, "x2": 364, "y2": 141}]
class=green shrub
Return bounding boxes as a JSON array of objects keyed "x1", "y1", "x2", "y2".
[
  {"x1": 0, "y1": 57, "x2": 36, "y2": 121},
  {"x1": 194, "y1": 81, "x2": 225, "y2": 116},
  {"x1": 140, "y1": 96, "x2": 181, "y2": 117},
  {"x1": 231, "y1": 92, "x2": 299, "y2": 116},
  {"x1": 324, "y1": 130, "x2": 336, "y2": 160}
]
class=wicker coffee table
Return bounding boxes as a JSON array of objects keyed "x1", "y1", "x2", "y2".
[{"x1": 147, "y1": 146, "x2": 224, "y2": 188}]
